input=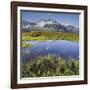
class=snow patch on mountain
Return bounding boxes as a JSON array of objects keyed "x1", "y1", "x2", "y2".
[{"x1": 22, "y1": 19, "x2": 79, "y2": 34}]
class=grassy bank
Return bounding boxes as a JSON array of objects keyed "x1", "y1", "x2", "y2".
[
  {"x1": 21, "y1": 54, "x2": 79, "y2": 78},
  {"x1": 22, "y1": 31, "x2": 79, "y2": 41},
  {"x1": 22, "y1": 41, "x2": 34, "y2": 48}
]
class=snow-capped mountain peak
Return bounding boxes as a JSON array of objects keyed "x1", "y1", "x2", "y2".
[
  {"x1": 22, "y1": 19, "x2": 79, "y2": 34},
  {"x1": 36, "y1": 19, "x2": 60, "y2": 27}
]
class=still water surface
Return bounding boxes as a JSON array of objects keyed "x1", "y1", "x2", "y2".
[{"x1": 22, "y1": 40, "x2": 79, "y2": 63}]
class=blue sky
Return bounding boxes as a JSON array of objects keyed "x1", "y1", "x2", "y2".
[{"x1": 21, "y1": 10, "x2": 79, "y2": 27}]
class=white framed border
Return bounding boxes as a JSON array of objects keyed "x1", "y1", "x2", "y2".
[{"x1": 17, "y1": 6, "x2": 84, "y2": 84}]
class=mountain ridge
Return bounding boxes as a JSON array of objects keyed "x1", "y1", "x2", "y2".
[{"x1": 22, "y1": 19, "x2": 79, "y2": 34}]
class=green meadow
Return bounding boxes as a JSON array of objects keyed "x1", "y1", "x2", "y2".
[{"x1": 22, "y1": 31, "x2": 79, "y2": 42}]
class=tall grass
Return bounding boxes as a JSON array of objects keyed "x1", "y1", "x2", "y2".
[{"x1": 21, "y1": 54, "x2": 79, "y2": 78}]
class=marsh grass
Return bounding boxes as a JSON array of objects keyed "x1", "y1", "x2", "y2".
[
  {"x1": 22, "y1": 31, "x2": 79, "y2": 41},
  {"x1": 22, "y1": 41, "x2": 34, "y2": 48},
  {"x1": 21, "y1": 54, "x2": 79, "y2": 78}
]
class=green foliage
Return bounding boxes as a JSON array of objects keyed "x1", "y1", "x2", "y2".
[
  {"x1": 22, "y1": 54, "x2": 79, "y2": 78},
  {"x1": 64, "y1": 69, "x2": 74, "y2": 75},
  {"x1": 22, "y1": 41, "x2": 34, "y2": 48},
  {"x1": 22, "y1": 31, "x2": 79, "y2": 41}
]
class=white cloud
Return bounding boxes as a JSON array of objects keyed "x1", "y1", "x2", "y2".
[{"x1": 64, "y1": 23, "x2": 71, "y2": 26}]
